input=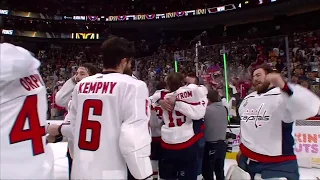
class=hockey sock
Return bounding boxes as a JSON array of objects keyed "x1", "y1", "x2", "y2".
[{"x1": 151, "y1": 160, "x2": 159, "y2": 179}]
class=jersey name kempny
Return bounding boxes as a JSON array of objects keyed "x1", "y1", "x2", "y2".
[{"x1": 240, "y1": 103, "x2": 270, "y2": 128}]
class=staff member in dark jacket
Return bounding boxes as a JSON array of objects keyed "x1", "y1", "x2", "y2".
[{"x1": 202, "y1": 89, "x2": 228, "y2": 180}]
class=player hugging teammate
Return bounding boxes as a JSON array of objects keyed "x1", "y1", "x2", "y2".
[
  {"x1": 150, "y1": 73, "x2": 208, "y2": 180},
  {"x1": 149, "y1": 81, "x2": 168, "y2": 179}
]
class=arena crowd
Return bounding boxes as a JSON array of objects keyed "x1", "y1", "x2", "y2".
[
  {"x1": 2, "y1": 3, "x2": 319, "y2": 120},
  {"x1": 24, "y1": 29, "x2": 318, "y2": 119}
]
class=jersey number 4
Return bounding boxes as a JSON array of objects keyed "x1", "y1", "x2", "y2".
[
  {"x1": 78, "y1": 99, "x2": 102, "y2": 151},
  {"x1": 9, "y1": 95, "x2": 46, "y2": 156}
]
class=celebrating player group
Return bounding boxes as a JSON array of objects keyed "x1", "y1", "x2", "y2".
[{"x1": 1, "y1": 36, "x2": 320, "y2": 180}]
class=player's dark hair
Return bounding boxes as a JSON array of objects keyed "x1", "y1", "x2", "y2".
[
  {"x1": 156, "y1": 81, "x2": 166, "y2": 90},
  {"x1": 100, "y1": 36, "x2": 135, "y2": 69},
  {"x1": 166, "y1": 72, "x2": 185, "y2": 92},
  {"x1": 251, "y1": 64, "x2": 274, "y2": 76},
  {"x1": 187, "y1": 72, "x2": 199, "y2": 85},
  {"x1": 80, "y1": 63, "x2": 99, "y2": 75},
  {"x1": 207, "y1": 89, "x2": 220, "y2": 103}
]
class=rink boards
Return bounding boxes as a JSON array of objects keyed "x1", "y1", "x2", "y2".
[
  {"x1": 225, "y1": 118, "x2": 320, "y2": 169},
  {"x1": 47, "y1": 117, "x2": 320, "y2": 168}
]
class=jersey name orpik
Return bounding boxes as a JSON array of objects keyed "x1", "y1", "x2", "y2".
[{"x1": 240, "y1": 103, "x2": 270, "y2": 128}]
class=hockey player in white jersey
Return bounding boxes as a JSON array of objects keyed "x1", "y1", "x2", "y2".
[
  {"x1": 48, "y1": 54, "x2": 144, "y2": 180},
  {"x1": 49, "y1": 63, "x2": 98, "y2": 180},
  {"x1": 0, "y1": 43, "x2": 54, "y2": 179},
  {"x1": 185, "y1": 72, "x2": 205, "y2": 178},
  {"x1": 236, "y1": 65, "x2": 320, "y2": 180},
  {"x1": 149, "y1": 81, "x2": 168, "y2": 179},
  {"x1": 62, "y1": 36, "x2": 152, "y2": 179},
  {"x1": 158, "y1": 72, "x2": 208, "y2": 180},
  {"x1": 122, "y1": 61, "x2": 138, "y2": 80},
  {"x1": 55, "y1": 63, "x2": 99, "y2": 109}
]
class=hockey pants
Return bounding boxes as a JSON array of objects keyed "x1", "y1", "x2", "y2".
[{"x1": 238, "y1": 154, "x2": 299, "y2": 180}]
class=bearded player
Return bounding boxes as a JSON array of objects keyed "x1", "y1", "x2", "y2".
[
  {"x1": 0, "y1": 43, "x2": 54, "y2": 179},
  {"x1": 122, "y1": 60, "x2": 138, "y2": 79},
  {"x1": 236, "y1": 65, "x2": 320, "y2": 180},
  {"x1": 49, "y1": 36, "x2": 152, "y2": 179}
]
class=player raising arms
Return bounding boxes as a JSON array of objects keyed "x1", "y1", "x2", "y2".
[
  {"x1": 149, "y1": 81, "x2": 168, "y2": 180},
  {"x1": 59, "y1": 36, "x2": 152, "y2": 179},
  {"x1": 235, "y1": 65, "x2": 320, "y2": 180},
  {"x1": 0, "y1": 43, "x2": 54, "y2": 179},
  {"x1": 158, "y1": 72, "x2": 208, "y2": 180}
]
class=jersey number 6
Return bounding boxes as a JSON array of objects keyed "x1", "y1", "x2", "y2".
[{"x1": 78, "y1": 99, "x2": 102, "y2": 151}]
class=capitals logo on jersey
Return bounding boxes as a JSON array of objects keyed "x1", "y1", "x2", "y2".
[{"x1": 240, "y1": 103, "x2": 270, "y2": 128}]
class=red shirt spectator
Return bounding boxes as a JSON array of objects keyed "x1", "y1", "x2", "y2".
[
  {"x1": 237, "y1": 81, "x2": 252, "y2": 99},
  {"x1": 51, "y1": 92, "x2": 65, "y2": 111}
]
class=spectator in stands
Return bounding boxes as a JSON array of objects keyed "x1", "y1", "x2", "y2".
[
  {"x1": 5, "y1": 25, "x2": 320, "y2": 123},
  {"x1": 51, "y1": 85, "x2": 66, "y2": 119},
  {"x1": 184, "y1": 72, "x2": 204, "y2": 178}
]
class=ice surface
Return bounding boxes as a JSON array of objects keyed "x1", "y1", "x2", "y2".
[{"x1": 50, "y1": 143, "x2": 320, "y2": 179}]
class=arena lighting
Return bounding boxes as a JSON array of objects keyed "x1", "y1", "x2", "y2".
[
  {"x1": 0, "y1": 9, "x2": 9, "y2": 15},
  {"x1": 174, "y1": 60, "x2": 178, "y2": 72},
  {"x1": 222, "y1": 46, "x2": 230, "y2": 122},
  {"x1": 2, "y1": 0, "x2": 281, "y2": 22}
]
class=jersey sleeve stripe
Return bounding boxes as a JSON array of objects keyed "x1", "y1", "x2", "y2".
[
  {"x1": 161, "y1": 132, "x2": 204, "y2": 150},
  {"x1": 175, "y1": 100, "x2": 200, "y2": 106}
]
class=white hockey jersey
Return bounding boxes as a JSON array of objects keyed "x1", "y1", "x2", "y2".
[
  {"x1": 68, "y1": 72, "x2": 152, "y2": 180},
  {"x1": 149, "y1": 89, "x2": 169, "y2": 138},
  {"x1": 55, "y1": 77, "x2": 76, "y2": 157},
  {"x1": 55, "y1": 77, "x2": 75, "y2": 109},
  {"x1": 161, "y1": 84, "x2": 208, "y2": 150},
  {"x1": 239, "y1": 84, "x2": 320, "y2": 163},
  {"x1": 0, "y1": 43, "x2": 54, "y2": 179}
]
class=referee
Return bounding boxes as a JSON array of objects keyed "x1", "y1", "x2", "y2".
[{"x1": 202, "y1": 89, "x2": 228, "y2": 180}]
